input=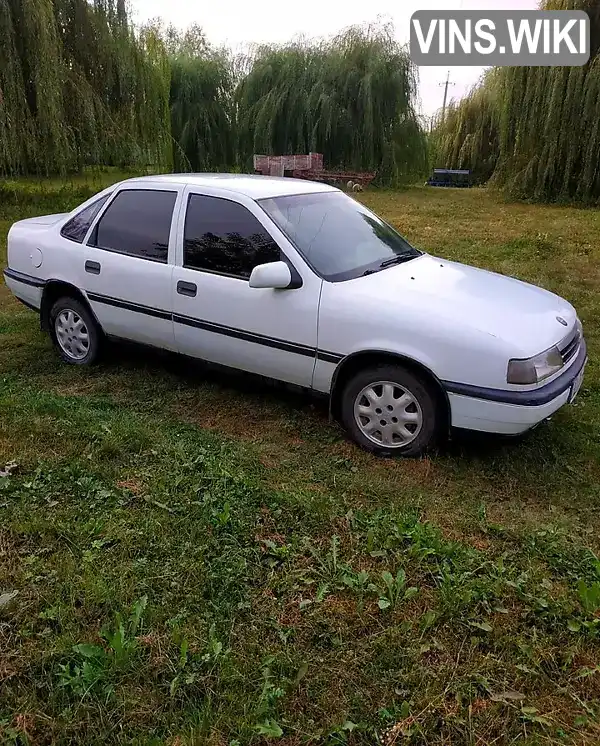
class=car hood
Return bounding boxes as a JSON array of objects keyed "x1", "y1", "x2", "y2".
[{"x1": 356, "y1": 254, "x2": 576, "y2": 355}]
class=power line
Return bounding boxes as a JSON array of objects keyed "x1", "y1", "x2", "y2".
[
  {"x1": 437, "y1": 0, "x2": 462, "y2": 124},
  {"x1": 439, "y1": 69, "x2": 455, "y2": 124}
]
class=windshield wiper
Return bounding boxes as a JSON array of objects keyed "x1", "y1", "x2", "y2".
[
  {"x1": 361, "y1": 252, "x2": 418, "y2": 277},
  {"x1": 379, "y1": 252, "x2": 417, "y2": 269}
]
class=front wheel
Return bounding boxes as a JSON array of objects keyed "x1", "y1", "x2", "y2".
[
  {"x1": 49, "y1": 297, "x2": 101, "y2": 365},
  {"x1": 340, "y1": 365, "x2": 440, "y2": 457}
]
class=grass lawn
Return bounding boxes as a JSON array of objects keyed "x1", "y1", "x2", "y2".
[{"x1": 1, "y1": 181, "x2": 600, "y2": 745}]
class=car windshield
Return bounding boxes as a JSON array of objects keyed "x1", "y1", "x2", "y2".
[{"x1": 260, "y1": 191, "x2": 421, "y2": 282}]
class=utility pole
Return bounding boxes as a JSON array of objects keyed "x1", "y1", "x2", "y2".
[{"x1": 439, "y1": 70, "x2": 455, "y2": 124}]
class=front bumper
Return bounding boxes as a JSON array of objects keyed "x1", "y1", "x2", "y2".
[{"x1": 445, "y1": 338, "x2": 587, "y2": 435}]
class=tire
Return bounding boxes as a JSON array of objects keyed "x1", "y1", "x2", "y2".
[
  {"x1": 340, "y1": 364, "x2": 440, "y2": 457},
  {"x1": 49, "y1": 296, "x2": 101, "y2": 366}
]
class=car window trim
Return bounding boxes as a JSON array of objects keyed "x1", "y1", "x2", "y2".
[
  {"x1": 80, "y1": 189, "x2": 119, "y2": 246},
  {"x1": 182, "y1": 264, "x2": 251, "y2": 281},
  {"x1": 182, "y1": 192, "x2": 285, "y2": 280},
  {"x1": 86, "y1": 187, "x2": 178, "y2": 264},
  {"x1": 86, "y1": 244, "x2": 170, "y2": 264},
  {"x1": 60, "y1": 194, "x2": 112, "y2": 244}
]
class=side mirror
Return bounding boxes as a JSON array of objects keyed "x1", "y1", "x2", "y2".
[{"x1": 249, "y1": 261, "x2": 293, "y2": 289}]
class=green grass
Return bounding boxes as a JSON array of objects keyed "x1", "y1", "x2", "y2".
[{"x1": 2, "y1": 181, "x2": 600, "y2": 745}]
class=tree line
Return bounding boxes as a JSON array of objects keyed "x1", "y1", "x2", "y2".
[
  {"x1": 0, "y1": 0, "x2": 427, "y2": 185},
  {"x1": 0, "y1": 0, "x2": 171, "y2": 176},
  {"x1": 432, "y1": 0, "x2": 600, "y2": 202}
]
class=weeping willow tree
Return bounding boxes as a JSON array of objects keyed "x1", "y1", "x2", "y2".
[
  {"x1": 0, "y1": 0, "x2": 70, "y2": 173},
  {"x1": 169, "y1": 53, "x2": 235, "y2": 172},
  {"x1": 4, "y1": 9, "x2": 427, "y2": 180},
  {"x1": 236, "y1": 42, "x2": 320, "y2": 163},
  {"x1": 0, "y1": 0, "x2": 35, "y2": 173},
  {"x1": 0, "y1": 0, "x2": 172, "y2": 175},
  {"x1": 235, "y1": 23, "x2": 428, "y2": 185},
  {"x1": 142, "y1": 21, "x2": 236, "y2": 172},
  {"x1": 433, "y1": 0, "x2": 600, "y2": 202},
  {"x1": 495, "y1": 0, "x2": 600, "y2": 201},
  {"x1": 431, "y1": 69, "x2": 502, "y2": 184}
]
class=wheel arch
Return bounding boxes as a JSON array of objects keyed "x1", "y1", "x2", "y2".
[
  {"x1": 40, "y1": 280, "x2": 100, "y2": 332},
  {"x1": 329, "y1": 350, "x2": 451, "y2": 432}
]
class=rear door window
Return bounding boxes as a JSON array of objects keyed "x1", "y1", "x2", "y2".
[{"x1": 89, "y1": 189, "x2": 177, "y2": 263}]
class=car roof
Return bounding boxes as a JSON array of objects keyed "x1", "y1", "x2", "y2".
[{"x1": 120, "y1": 173, "x2": 339, "y2": 200}]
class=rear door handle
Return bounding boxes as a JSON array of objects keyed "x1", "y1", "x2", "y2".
[
  {"x1": 85, "y1": 260, "x2": 101, "y2": 275},
  {"x1": 177, "y1": 280, "x2": 197, "y2": 297}
]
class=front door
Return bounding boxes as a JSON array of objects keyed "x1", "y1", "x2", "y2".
[{"x1": 172, "y1": 190, "x2": 321, "y2": 388}]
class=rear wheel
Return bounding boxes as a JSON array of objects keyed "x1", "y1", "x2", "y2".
[
  {"x1": 49, "y1": 297, "x2": 101, "y2": 365},
  {"x1": 340, "y1": 364, "x2": 440, "y2": 457}
]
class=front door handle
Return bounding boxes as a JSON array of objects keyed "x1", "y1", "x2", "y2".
[
  {"x1": 85, "y1": 260, "x2": 101, "y2": 275},
  {"x1": 177, "y1": 280, "x2": 197, "y2": 297}
]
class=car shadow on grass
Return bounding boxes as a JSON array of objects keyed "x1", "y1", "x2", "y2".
[{"x1": 100, "y1": 339, "x2": 547, "y2": 460}]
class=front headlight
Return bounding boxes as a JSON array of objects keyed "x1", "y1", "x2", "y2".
[{"x1": 507, "y1": 346, "x2": 564, "y2": 384}]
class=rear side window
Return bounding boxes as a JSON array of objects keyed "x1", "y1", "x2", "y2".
[
  {"x1": 184, "y1": 194, "x2": 280, "y2": 278},
  {"x1": 60, "y1": 195, "x2": 111, "y2": 243},
  {"x1": 90, "y1": 189, "x2": 177, "y2": 263}
]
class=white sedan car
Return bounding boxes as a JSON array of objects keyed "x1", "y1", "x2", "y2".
[{"x1": 4, "y1": 174, "x2": 587, "y2": 456}]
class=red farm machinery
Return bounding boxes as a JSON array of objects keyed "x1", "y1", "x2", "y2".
[{"x1": 253, "y1": 153, "x2": 375, "y2": 190}]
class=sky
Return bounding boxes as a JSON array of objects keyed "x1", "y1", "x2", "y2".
[{"x1": 129, "y1": 0, "x2": 539, "y2": 117}]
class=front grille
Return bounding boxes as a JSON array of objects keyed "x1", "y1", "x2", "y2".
[{"x1": 559, "y1": 328, "x2": 581, "y2": 364}]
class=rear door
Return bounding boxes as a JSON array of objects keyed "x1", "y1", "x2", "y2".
[
  {"x1": 81, "y1": 186, "x2": 181, "y2": 350},
  {"x1": 171, "y1": 188, "x2": 322, "y2": 387}
]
